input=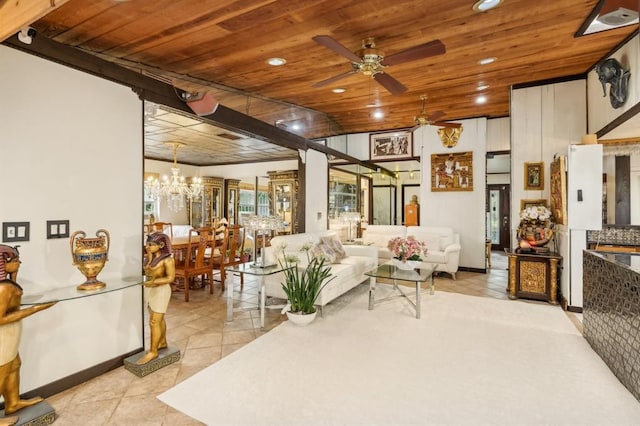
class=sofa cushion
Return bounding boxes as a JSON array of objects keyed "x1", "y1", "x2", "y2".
[
  {"x1": 320, "y1": 235, "x2": 347, "y2": 260},
  {"x1": 310, "y1": 242, "x2": 340, "y2": 264},
  {"x1": 407, "y1": 226, "x2": 453, "y2": 251}
]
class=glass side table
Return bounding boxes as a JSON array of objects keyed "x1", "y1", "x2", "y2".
[
  {"x1": 364, "y1": 263, "x2": 436, "y2": 319},
  {"x1": 20, "y1": 276, "x2": 143, "y2": 305},
  {"x1": 224, "y1": 263, "x2": 292, "y2": 329}
]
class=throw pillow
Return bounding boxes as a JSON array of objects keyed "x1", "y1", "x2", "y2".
[
  {"x1": 320, "y1": 235, "x2": 347, "y2": 260},
  {"x1": 310, "y1": 242, "x2": 339, "y2": 264}
]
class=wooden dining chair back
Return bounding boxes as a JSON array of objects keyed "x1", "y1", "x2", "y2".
[
  {"x1": 221, "y1": 225, "x2": 246, "y2": 290},
  {"x1": 145, "y1": 222, "x2": 173, "y2": 240},
  {"x1": 173, "y1": 227, "x2": 217, "y2": 301}
]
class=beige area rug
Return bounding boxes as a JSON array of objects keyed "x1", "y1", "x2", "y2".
[{"x1": 158, "y1": 284, "x2": 640, "y2": 425}]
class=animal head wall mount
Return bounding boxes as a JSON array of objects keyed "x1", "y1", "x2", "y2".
[{"x1": 595, "y1": 58, "x2": 631, "y2": 109}]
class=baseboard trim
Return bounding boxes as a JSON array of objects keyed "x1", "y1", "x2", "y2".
[
  {"x1": 458, "y1": 266, "x2": 485, "y2": 274},
  {"x1": 19, "y1": 348, "x2": 143, "y2": 403},
  {"x1": 566, "y1": 305, "x2": 583, "y2": 313}
]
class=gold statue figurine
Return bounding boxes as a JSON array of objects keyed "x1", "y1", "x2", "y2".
[
  {"x1": 0, "y1": 245, "x2": 56, "y2": 425},
  {"x1": 137, "y1": 233, "x2": 175, "y2": 365}
]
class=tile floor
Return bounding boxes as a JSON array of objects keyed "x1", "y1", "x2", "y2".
[{"x1": 40, "y1": 251, "x2": 578, "y2": 425}]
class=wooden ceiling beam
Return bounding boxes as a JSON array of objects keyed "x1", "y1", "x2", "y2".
[
  {"x1": 2, "y1": 31, "x2": 309, "y2": 151},
  {"x1": 0, "y1": 0, "x2": 70, "y2": 43},
  {"x1": 2, "y1": 31, "x2": 383, "y2": 168}
]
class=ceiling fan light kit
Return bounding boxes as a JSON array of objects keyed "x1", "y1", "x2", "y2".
[{"x1": 312, "y1": 35, "x2": 446, "y2": 95}]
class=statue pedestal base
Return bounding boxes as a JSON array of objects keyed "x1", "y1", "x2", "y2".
[
  {"x1": 124, "y1": 347, "x2": 180, "y2": 377},
  {"x1": 0, "y1": 401, "x2": 56, "y2": 426}
]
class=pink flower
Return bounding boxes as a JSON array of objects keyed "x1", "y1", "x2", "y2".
[{"x1": 387, "y1": 236, "x2": 427, "y2": 262}]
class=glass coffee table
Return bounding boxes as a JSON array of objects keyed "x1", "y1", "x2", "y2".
[
  {"x1": 224, "y1": 262, "x2": 293, "y2": 329},
  {"x1": 365, "y1": 263, "x2": 436, "y2": 319}
]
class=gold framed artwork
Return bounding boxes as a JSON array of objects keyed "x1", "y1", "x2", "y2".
[
  {"x1": 520, "y1": 199, "x2": 547, "y2": 211},
  {"x1": 370, "y1": 130, "x2": 413, "y2": 161},
  {"x1": 430, "y1": 151, "x2": 473, "y2": 192},
  {"x1": 549, "y1": 156, "x2": 567, "y2": 225},
  {"x1": 524, "y1": 162, "x2": 544, "y2": 190}
]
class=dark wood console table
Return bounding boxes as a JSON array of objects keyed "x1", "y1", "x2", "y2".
[{"x1": 505, "y1": 249, "x2": 562, "y2": 304}]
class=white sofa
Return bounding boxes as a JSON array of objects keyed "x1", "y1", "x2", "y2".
[
  {"x1": 262, "y1": 230, "x2": 378, "y2": 315},
  {"x1": 361, "y1": 225, "x2": 461, "y2": 279}
]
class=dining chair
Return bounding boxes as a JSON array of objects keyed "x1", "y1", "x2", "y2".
[
  {"x1": 221, "y1": 225, "x2": 245, "y2": 290},
  {"x1": 173, "y1": 227, "x2": 217, "y2": 302},
  {"x1": 145, "y1": 222, "x2": 174, "y2": 240}
]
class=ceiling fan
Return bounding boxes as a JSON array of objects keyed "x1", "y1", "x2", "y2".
[
  {"x1": 312, "y1": 35, "x2": 446, "y2": 95},
  {"x1": 411, "y1": 95, "x2": 462, "y2": 130}
]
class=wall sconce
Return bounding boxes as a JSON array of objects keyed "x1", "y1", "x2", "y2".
[{"x1": 438, "y1": 126, "x2": 464, "y2": 149}]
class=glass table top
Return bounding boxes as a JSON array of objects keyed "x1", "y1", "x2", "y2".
[
  {"x1": 365, "y1": 263, "x2": 436, "y2": 282},
  {"x1": 20, "y1": 276, "x2": 143, "y2": 305},
  {"x1": 224, "y1": 262, "x2": 293, "y2": 276}
]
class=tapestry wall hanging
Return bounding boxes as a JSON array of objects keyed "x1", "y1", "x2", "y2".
[
  {"x1": 549, "y1": 156, "x2": 567, "y2": 225},
  {"x1": 431, "y1": 151, "x2": 473, "y2": 192}
]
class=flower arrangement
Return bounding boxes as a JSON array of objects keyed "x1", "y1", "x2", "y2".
[
  {"x1": 519, "y1": 205, "x2": 552, "y2": 223},
  {"x1": 387, "y1": 236, "x2": 427, "y2": 262}
]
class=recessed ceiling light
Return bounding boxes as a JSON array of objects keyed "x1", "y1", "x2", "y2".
[
  {"x1": 478, "y1": 57, "x2": 496, "y2": 65},
  {"x1": 291, "y1": 123, "x2": 301, "y2": 131},
  {"x1": 372, "y1": 110, "x2": 384, "y2": 119},
  {"x1": 477, "y1": 84, "x2": 489, "y2": 91},
  {"x1": 476, "y1": 95, "x2": 487, "y2": 104},
  {"x1": 267, "y1": 57, "x2": 286, "y2": 66},
  {"x1": 332, "y1": 88, "x2": 346, "y2": 93},
  {"x1": 472, "y1": 0, "x2": 503, "y2": 12}
]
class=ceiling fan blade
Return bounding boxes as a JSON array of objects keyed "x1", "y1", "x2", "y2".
[
  {"x1": 312, "y1": 35, "x2": 362, "y2": 63},
  {"x1": 382, "y1": 40, "x2": 446, "y2": 66},
  {"x1": 312, "y1": 70, "x2": 358, "y2": 88},
  {"x1": 427, "y1": 111, "x2": 445, "y2": 122},
  {"x1": 432, "y1": 121, "x2": 462, "y2": 128},
  {"x1": 373, "y1": 72, "x2": 407, "y2": 95}
]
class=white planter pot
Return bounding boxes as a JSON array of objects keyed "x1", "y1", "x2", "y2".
[
  {"x1": 392, "y1": 258, "x2": 421, "y2": 270},
  {"x1": 286, "y1": 310, "x2": 317, "y2": 326}
]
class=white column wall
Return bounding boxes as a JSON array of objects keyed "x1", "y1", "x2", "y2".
[
  {"x1": 0, "y1": 46, "x2": 143, "y2": 392},
  {"x1": 418, "y1": 119, "x2": 488, "y2": 270},
  {"x1": 511, "y1": 79, "x2": 587, "y2": 308},
  {"x1": 304, "y1": 149, "x2": 329, "y2": 232}
]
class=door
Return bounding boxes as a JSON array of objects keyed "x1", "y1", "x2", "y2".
[
  {"x1": 373, "y1": 185, "x2": 396, "y2": 225},
  {"x1": 487, "y1": 184, "x2": 510, "y2": 250}
]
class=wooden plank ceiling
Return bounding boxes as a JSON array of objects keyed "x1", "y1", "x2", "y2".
[{"x1": 3, "y1": 0, "x2": 638, "y2": 165}]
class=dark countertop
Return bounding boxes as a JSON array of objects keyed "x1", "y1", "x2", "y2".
[{"x1": 585, "y1": 250, "x2": 640, "y2": 274}]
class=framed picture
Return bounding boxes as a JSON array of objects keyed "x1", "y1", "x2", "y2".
[
  {"x1": 370, "y1": 130, "x2": 413, "y2": 161},
  {"x1": 524, "y1": 162, "x2": 544, "y2": 190},
  {"x1": 520, "y1": 199, "x2": 548, "y2": 211},
  {"x1": 2, "y1": 222, "x2": 30, "y2": 243},
  {"x1": 430, "y1": 151, "x2": 473, "y2": 191}
]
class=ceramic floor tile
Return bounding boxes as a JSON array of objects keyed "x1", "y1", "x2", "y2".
[{"x1": 44, "y1": 267, "x2": 554, "y2": 424}]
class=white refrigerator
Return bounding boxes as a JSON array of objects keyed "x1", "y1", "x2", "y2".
[{"x1": 565, "y1": 144, "x2": 603, "y2": 309}]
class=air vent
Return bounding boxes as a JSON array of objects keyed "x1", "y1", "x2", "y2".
[
  {"x1": 597, "y1": 7, "x2": 638, "y2": 26},
  {"x1": 217, "y1": 132, "x2": 243, "y2": 141}
]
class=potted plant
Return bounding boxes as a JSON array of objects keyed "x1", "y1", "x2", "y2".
[
  {"x1": 278, "y1": 242, "x2": 333, "y2": 326},
  {"x1": 238, "y1": 248, "x2": 252, "y2": 263}
]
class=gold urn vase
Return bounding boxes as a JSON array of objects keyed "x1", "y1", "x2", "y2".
[{"x1": 70, "y1": 229, "x2": 110, "y2": 291}]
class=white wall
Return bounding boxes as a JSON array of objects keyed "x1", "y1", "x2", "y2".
[
  {"x1": 305, "y1": 149, "x2": 329, "y2": 232},
  {"x1": 418, "y1": 119, "x2": 488, "y2": 270},
  {"x1": 0, "y1": 46, "x2": 143, "y2": 392},
  {"x1": 511, "y1": 79, "x2": 587, "y2": 307}
]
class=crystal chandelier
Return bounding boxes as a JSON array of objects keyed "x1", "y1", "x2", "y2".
[{"x1": 145, "y1": 142, "x2": 204, "y2": 212}]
